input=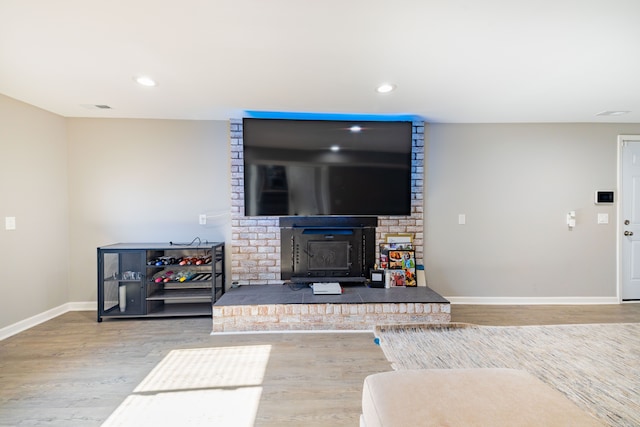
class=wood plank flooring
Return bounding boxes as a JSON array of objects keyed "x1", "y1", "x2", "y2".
[
  {"x1": 0, "y1": 304, "x2": 638, "y2": 426},
  {"x1": 451, "y1": 303, "x2": 640, "y2": 326},
  {"x1": 0, "y1": 311, "x2": 390, "y2": 427}
]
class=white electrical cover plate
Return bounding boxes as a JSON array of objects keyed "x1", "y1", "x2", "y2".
[{"x1": 5, "y1": 216, "x2": 16, "y2": 230}]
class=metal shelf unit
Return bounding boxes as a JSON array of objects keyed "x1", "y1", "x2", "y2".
[{"x1": 97, "y1": 242, "x2": 225, "y2": 322}]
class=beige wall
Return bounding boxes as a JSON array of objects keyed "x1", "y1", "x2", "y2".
[
  {"x1": 425, "y1": 123, "x2": 640, "y2": 299},
  {"x1": 66, "y1": 118, "x2": 231, "y2": 303},
  {"x1": 0, "y1": 94, "x2": 69, "y2": 328}
]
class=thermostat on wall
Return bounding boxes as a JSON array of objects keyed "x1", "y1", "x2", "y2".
[{"x1": 595, "y1": 191, "x2": 614, "y2": 204}]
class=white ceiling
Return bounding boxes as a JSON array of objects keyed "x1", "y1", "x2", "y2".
[{"x1": 1, "y1": 0, "x2": 639, "y2": 123}]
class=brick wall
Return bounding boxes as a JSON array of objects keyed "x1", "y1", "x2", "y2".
[
  {"x1": 213, "y1": 301, "x2": 450, "y2": 332},
  {"x1": 230, "y1": 119, "x2": 424, "y2": 285}
]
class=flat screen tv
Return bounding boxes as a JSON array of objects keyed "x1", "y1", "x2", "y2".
[{"x1": 243, "y1": 118, "x2": 413, "y2": 216}]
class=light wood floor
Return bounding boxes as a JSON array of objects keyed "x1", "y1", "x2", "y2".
[
  {"x1": 0, "y1": 304, "x2": 638, "y2": 426},
  {"x1": 452, "y1": 303, "x2": 640, "y2": 326}
]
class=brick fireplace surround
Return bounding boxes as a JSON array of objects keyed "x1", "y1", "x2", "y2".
[
  {"x1": 229, "y1": 118, "x2": 425, "y2": 284},
  {"x1": 215, "y1": 119, "x2": 451, "y2": 332}
]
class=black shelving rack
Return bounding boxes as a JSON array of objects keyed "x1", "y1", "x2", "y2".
[{"x1": 97, "y1": 242, "x2": 225, "y2": 322}]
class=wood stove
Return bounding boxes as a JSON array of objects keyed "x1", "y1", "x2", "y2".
[{"x1": 279, "y1": 217, "x2": 377, "y2": 283}]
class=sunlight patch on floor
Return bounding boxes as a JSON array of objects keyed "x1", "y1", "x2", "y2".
[{"x1": 102, "y1": 345, "x2": 272, "y2": 427}]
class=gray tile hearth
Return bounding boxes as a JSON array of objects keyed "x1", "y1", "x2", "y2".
[
  {"x1": 212, "y1": 284, "x2": 451, "y2": 332},
  {"x1": 215, "y1": 284, "x2": 449, "y2": 306}
]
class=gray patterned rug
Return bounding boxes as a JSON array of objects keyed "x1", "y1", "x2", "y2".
[{"x1": 374, "y1": 323, "x2": 640, "y2": 427}]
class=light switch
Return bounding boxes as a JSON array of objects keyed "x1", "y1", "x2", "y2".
[
  {"x1": 597, "y1": 213, "x2": 609, "y2": 224},
  {"x1": 5, "y1": 216, "x2": 16, "y2": 230},
  {"x1": 458, "y1": 214, "x2": 466, "y2": 225},
  {"x1": 567, "y1": 211, "x2": 576, "y2": 229}
]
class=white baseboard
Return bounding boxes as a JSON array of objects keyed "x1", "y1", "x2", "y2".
[
  {"x1": 67, "y1": 301, "x2": 96, "y2": 311},
  {"x1": 0, "y1": 301, "x2": 95, "y2": 341},
  {"x1": 445, "y1": 296, "x2": 620, "y2": 305}
]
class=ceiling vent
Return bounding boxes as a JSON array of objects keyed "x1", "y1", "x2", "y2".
[{"x1": 80, "y1": 104, "x2": 113, "y2": 110}]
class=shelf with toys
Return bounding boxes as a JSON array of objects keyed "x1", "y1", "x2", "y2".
[
  {"x1": 377, "y1": 241, "x2": 417, "y2": 288},
  {"x1": 97, "y1": 242, "x2": 225, "y2": 322}
]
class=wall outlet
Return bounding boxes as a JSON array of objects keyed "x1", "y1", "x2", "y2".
[
  {"x1": 5, "y1": 216, "x2": 16, "y2": 230},
  {"x1": 199, "y1": 214, "x2": 207, "y2": 225},
  {"x1": 597, "y1": 213, "x2": 609, "y2": 224}
]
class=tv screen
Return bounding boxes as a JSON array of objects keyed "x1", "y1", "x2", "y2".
[{"x1": 242, "y1": 118, "x2": 413, "y2": 217}]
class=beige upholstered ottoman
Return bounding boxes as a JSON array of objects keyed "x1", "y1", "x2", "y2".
[{"x1": 361, "y1": 368, "x2": 603, "y2": 426}]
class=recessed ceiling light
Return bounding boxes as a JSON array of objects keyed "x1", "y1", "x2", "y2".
[
  {"x1": 596, "y1": 110, "x2": 630, "y2": 116},
  {"x1": 330, "y1": 145, "x2": 340, "y2": 152},
  {"x1": 376, "y1": 83, "x2": 396, "y2": 94},
  {"x1": 350, "y1": 125, "x2": 362, "y2": 133},
  {"x1": 134, "y1": 76, "x2": 158, "y2": 87}
]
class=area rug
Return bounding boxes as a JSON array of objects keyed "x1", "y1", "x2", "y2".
[{"x1": 374, "y1": 323, "x2": 640, "y2": 427}]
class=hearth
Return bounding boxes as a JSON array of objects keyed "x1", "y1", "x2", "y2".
[
  {"x1": 280, "y1": 216, "x2": 377, "y2": 283},
  {"x1": 212, "y1": 284, "x2": 452, "y2": 332}
]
